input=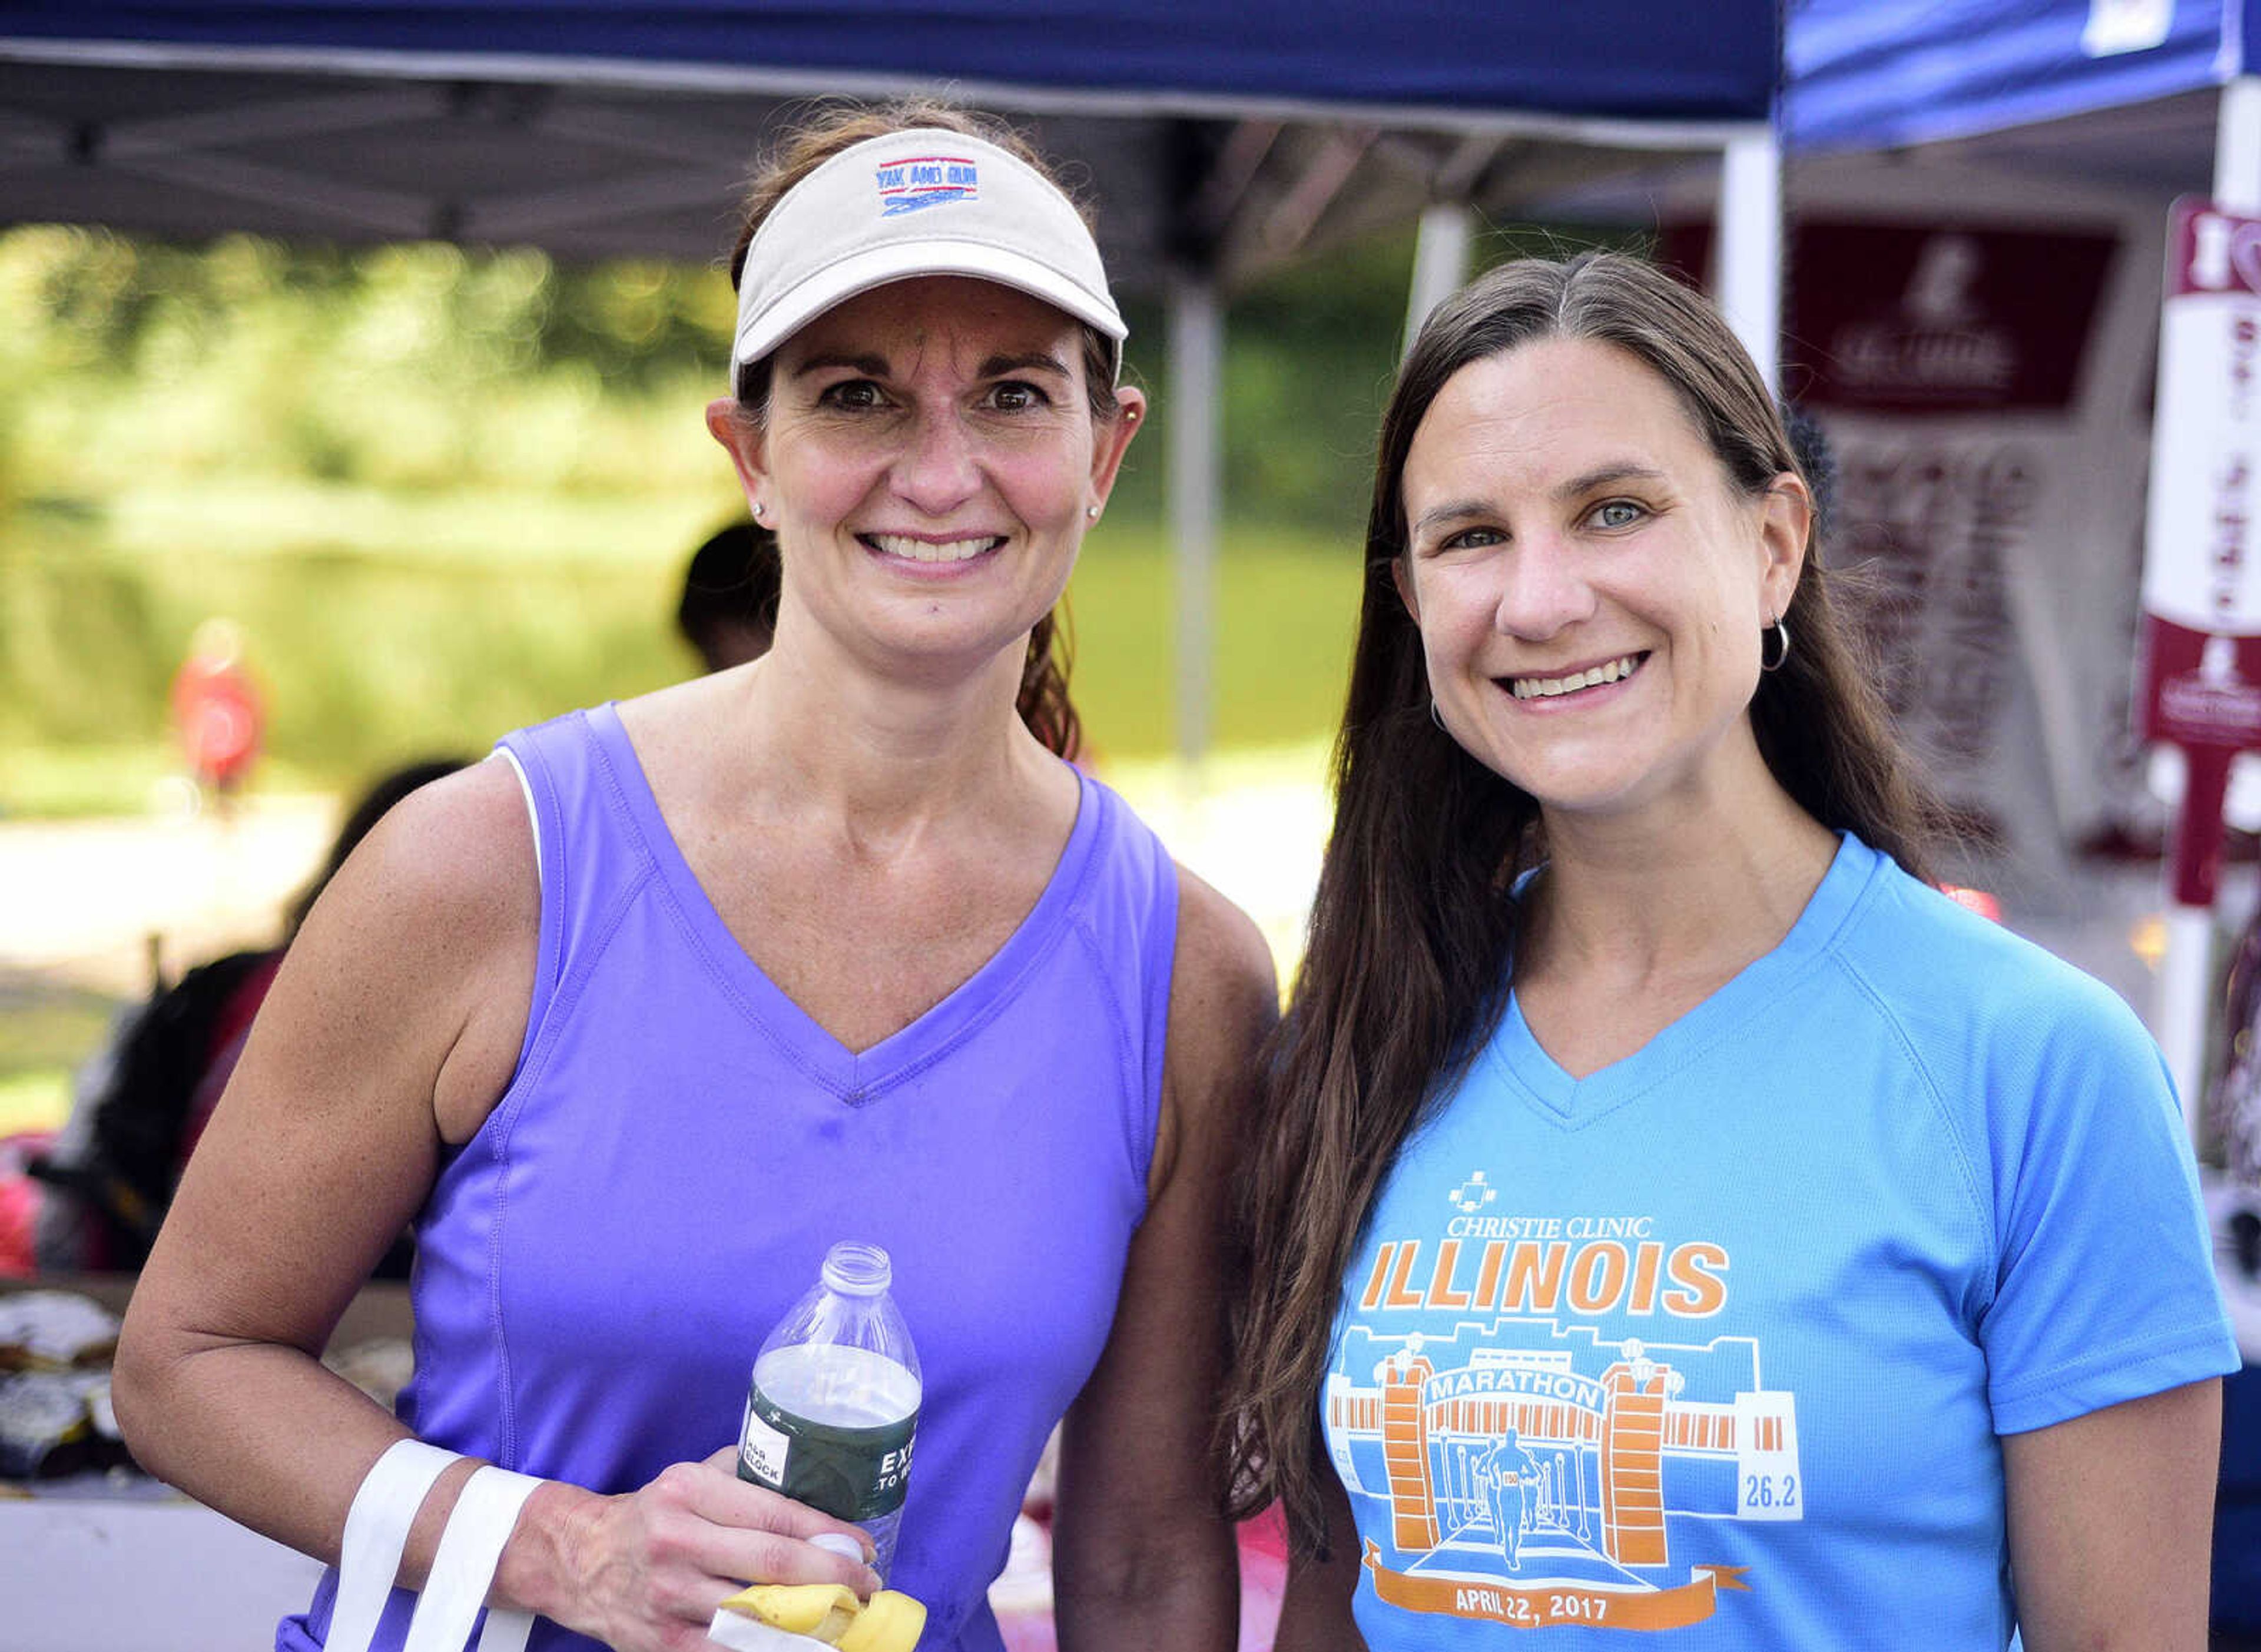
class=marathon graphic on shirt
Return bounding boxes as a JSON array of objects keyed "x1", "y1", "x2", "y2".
[{"x1": 1328, "y1": 1175, "x2": 1798, "y2": 1633}]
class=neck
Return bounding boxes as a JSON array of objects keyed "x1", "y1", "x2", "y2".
[
  {"x1": 731, "y1": 621, "x2": 1056, "y2": 842},
  {"x1": 1523, "y1": 745, "x2": 1840, "y2": 988}
]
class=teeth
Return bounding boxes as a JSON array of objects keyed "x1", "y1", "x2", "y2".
[
  {"x1": 1510, "y1": 654, "x2": 1642, "y2": 700},
  {"x1": 870, "y1": 533, "x2": 997, "y2": 563}
]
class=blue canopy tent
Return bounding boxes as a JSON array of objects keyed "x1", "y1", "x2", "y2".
[
  {"x1": 0, "y1": 1, "x2": 1783, "y2": 765},
  {"x1": 1787, "y1": 0, "x2": 2255, "y2": 193}
]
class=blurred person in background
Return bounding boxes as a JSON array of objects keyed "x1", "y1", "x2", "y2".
[
  {"x1": 168, "y1": 616, "x2": 265, "y2": 807},
  {"x1": 115, "y1": 98, "x2": 1270, "y2": 1652},
  {"x1": 1225, "y1": 252, "x2": 2233, "y2": 1651},
  {"x1": 677, "y1": 520, "x2": 783, "y2": 674}
]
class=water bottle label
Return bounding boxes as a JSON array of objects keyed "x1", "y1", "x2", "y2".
[
  {"x1": 738, "y1": 1383, "x2": 919, "y2": 1521},
  {"x1": 738, "y1": 1405, "x2": 793, "y2": 1489}
]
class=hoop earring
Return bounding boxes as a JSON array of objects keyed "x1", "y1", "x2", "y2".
[
  {"x1": 1430, "y1": 698, "x2": 1447, "y2": 732},
  {"x1": 1761, "y1": 616, "x2": 1792, "y2": 673}
]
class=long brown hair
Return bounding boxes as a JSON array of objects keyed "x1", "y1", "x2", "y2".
[
  {"x1": 725, "y1": 98, "x2": 1114, "y2": 761},
  {"x1": 1221, "y1": 251, "x2": 1943, "y2": 1554}
]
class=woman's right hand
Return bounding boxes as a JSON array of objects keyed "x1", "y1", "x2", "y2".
[{"x1": 525, "y1": 1448, "x2": 881, "y2": 1652}]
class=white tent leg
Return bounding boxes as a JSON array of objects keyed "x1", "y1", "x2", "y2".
[
  {"x1": 1716, "y1": 125, "x2": 1782, "y2": 395},
  {"x1": 1404, "y1": 202, "x2": 1476, "y2": 359},
  {"x1": 2220, "y1": 75, "x2": 2261, "y2": 212},
  {"x1": 1169, "y1": 273, "x2": 1224, "y2": 772},
  {"x1": 2161, "y1": 903, "x2": 2216, "y2": 1129}
]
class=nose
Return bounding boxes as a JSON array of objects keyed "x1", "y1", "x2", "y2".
[
  {"x1": 1491, "y1": 529, "x2": 1596, "y2": 641},
  {"x1": 890, "y1": 405, "x2": 983, "y2": 518}
]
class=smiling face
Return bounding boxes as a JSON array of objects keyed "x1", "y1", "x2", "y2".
[
  {"x1": 1394, "y1": 336, "x2": 1808, "y2": 826},
  {"x1": 708, "y1": 274, "x2": 1140, "y2": 683}
]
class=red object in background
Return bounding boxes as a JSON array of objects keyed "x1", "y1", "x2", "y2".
[
  {"x1": 170, "y1": 642, "x2": 264, "y2": 791},
  {"x1": 0, "y1": 1131, "x2": 57, "y2": 1278},
  {"x1": 1939, "y1": 885, "x2": 2003, "y2": 923},
  {"x1": 2139, "y1": 202, "x2": 2261, "y2": 908}
]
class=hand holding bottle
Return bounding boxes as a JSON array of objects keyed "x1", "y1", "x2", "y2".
[
  {"x1": 737, "y1": 1243, "x2": 923, "y2": 1583},
  {"x1": 505, "y1": 1447, "x2": 880, "y2": 1652}
]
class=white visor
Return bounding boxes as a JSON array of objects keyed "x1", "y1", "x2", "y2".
[{"x1": 731, "y1": 127, "x2": 1126, "y2": 383}]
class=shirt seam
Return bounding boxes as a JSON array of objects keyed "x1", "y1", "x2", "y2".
[
  {"x1": 483, "y1": 857, "x2": 658, "y2": 1471},
  {"x1": 1990, "y1": 1321, "x2": 2238, "y2": 1427}
]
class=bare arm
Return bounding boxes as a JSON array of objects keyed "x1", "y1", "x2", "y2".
[
  {"x1": 1272, "y1": 1471, "x2": 1368, "y2": 1652},
  {"x1": 1051, "y1": 867, "x2": 1278, "y2": 1652},
  {"x1": 2003, "y1": 1379, "x2": 2221, "y2": 1652},
  {"x1": 112, "y1": 761, "x2": 871, "y2": 1652}
]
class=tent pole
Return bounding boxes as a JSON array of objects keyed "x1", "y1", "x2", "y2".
[
  {"x1": 1169, "y1": 272, "x2": 1224, "y2": 773},
  {"x1": 2222, "y1": 75, "x2": 2261, "y2": 211},
  {"x1": 1404, "y1": 202, "x2": 1476, "y2": 359},
  {"x1": 1716, "y1": 125, "x2": 1782, "y2": 394}
]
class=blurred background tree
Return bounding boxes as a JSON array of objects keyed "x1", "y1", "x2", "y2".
[{"x1": 0, "y1": 217, "x2": 1622, "y2": 815}]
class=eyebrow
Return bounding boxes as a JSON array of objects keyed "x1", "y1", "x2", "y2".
[
  {"x1": 1412, "y1": 499, "x2": 1496, "y2": 536},
  {"x1": 1556, "y1": 463, "x2": 1667, "y2": 499},
  {"x1": 790, "y1": 351, "x2": 890, "y2": 380},
  {"x1": 788, "y1": 349, "x2": 1074, "y2": 382},
  {"x1": 1411, "y1": 463, "x2": 1668, "y2": 536},
  {"x1": 977, "y1": 350, "x2": 1073, "y2": 379}
]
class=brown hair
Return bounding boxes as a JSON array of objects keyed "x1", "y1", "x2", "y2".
[
  {"x1": 1220, "y1": 251, "x2": 1943, "y2": 1554},
  {"x1": 724, "y1": 98, "x2": 1114, "y2": 761}
]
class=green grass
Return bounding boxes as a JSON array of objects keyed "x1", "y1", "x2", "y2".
[
  {"x1": 0, "y1": 980, "x2": 121, "y2": 1073},
  {"x1": 1066, "y1": 521, "x2": 1367, "y2": 759},
  {"x1": 0, "y1": 1069, "x2": 72, "y2": 1137},
  {"x1": 3, "y1": 497, "x2": 1373, "y2": 815},
  {"x1": 0, "y1": 977, "x2": 122, "y2": 1137}
]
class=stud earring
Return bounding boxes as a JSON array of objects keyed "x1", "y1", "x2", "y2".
[
  {"x1": 1086, "y1": 505, "x2": 1100, "y2": 520},
  {"x1": 751, "y1": 502, "x2": 767, "y2": 520}
]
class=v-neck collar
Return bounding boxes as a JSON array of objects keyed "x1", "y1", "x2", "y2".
[
  {"x1": 586, "y1": 701, "x2": 1102, "y2": 1104},
  {"x1": 1486, "y1": 832, "x2": 1882, "y2": 1128}
]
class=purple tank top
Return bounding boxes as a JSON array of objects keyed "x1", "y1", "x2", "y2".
[{"x1": 281, "y1": 702, "x2": 1178, "y2": 1652}]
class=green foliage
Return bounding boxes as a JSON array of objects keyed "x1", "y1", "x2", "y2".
[{"x1": 0, "y1": 216, "x2": 1614, "y2": 813}]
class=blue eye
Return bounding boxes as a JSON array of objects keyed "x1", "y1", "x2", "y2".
[{"x1": 1592, "y1": 499, "x2": 1645, "y2": 529}]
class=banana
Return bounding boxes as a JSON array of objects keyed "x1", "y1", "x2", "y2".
[
  {"x1": 708, "y1": 1582, "x2": 927, "y2": 1652},
  {"x1": 836, "y1": 1590, "x2": 926, "y2": 1652},
  {"x1": 718, "y1": 1584, "x2": 860, "y2": 1638}
]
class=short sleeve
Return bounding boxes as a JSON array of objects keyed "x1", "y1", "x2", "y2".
[{"x1": 1977, "y1": 980, "x2": 2238, "y2": 1435}]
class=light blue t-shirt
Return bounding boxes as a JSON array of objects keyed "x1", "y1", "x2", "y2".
[{"x1": 1324, "y1": 834, "x2": 2236, "y2": 1649}]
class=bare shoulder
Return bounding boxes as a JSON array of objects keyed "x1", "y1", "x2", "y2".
[
  {"x1": 330, "y1": 752, "x2": 536, "y2": 923},
  {"x1": 296, "y1": 755, "x2": 538, "y2": 1007},
  {"x1": 282, "y1": 753, "x2": 539, "y2": 1142},
  {"x1": 1156, "y1": 867, "x2": 1278, "y2": 1180},
  {"x1": 1169, "y1": 865, "x2": 1279, "y2": 1042}
]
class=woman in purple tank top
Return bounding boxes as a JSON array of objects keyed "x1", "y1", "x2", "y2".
[{"x1": 114, "y1": 100, "x2": 1275, "y2": 1652}]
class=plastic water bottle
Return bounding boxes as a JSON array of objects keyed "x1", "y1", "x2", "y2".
[{"x1": 737, "y1": 1241, "x2": 922, "y2": 1580}]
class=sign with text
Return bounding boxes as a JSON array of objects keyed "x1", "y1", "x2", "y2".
[{"x1": 2139, "y1": 198, "x2": 2261, "y2": 753}]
